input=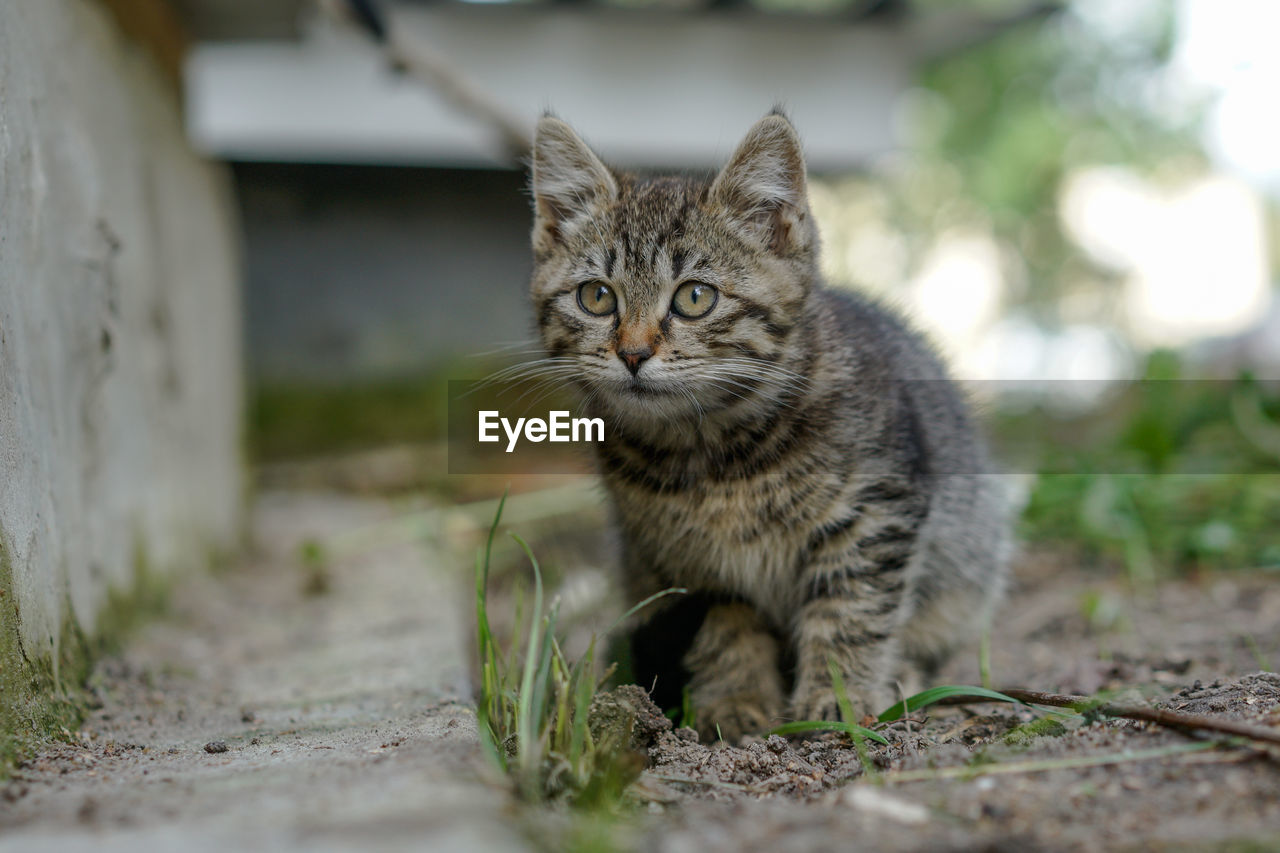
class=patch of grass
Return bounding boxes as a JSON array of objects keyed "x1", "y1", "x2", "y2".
[
  {"x1": 474, "y1": 494, "x2": 676, "y2": 806},
  {"x1": 0, "y1": 533, "x2": 178, "y2": 775},
  {"x1": 249, "y1": 376, "x2": 450, "y2": 462},
  {"x1": 1002, "y1": 715, "x2": 1069, "y2": 747},
  {"x1": 1009, "y1": 354, "x2": 1280, "y2": 577},
  {"x1": 772, "y1": 682, "x2": 1046, "y2": 767}
]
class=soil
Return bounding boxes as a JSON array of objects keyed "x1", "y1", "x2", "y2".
[{"x1": 1, "y1": 490, "x2": 1278, "y2": 851}]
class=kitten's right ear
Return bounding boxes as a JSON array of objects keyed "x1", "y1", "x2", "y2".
[{"x1": 531, "y1": 117, "x2": 617, "y2": 251}]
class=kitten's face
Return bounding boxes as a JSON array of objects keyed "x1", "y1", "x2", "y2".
[{"x1": 529, "y1": 115, "x2": 819, "y2": 425}]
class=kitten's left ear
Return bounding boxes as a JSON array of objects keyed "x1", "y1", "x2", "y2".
[{"x1": 710, "y1": 113, "x2": 813, "y2": 255}]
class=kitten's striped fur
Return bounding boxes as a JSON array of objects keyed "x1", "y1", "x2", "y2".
[{"x1": 529, "y1": 112, "x2": 1012, "y2": 741}]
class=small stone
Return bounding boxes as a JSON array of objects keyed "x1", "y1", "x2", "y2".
[{"x1": 203, "y1": 741, "x2": 229, "y2": 754}]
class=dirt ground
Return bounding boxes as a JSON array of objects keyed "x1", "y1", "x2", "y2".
[{"x1": 1, "y1": 488, "x2": 1278, "y2": 851}]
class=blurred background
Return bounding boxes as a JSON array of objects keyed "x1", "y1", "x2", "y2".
[
  {"x1": 5, "y1": 1, "x2": 1280, "y2": 836},
  {"x1": 172, "y1": 0, "x2": 1280, "y2": 579}
]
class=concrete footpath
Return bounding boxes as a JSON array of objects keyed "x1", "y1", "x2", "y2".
[{"x1": 0, "y1": 493, "x2": 528, "y2": 852}]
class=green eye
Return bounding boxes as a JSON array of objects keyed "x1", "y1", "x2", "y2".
[
  {"x1": 577, "y1": 281, "x2": 618, "y2": 316},
  {"x1": 671, "y1": 281, "x2": 718, "y2": 319}
]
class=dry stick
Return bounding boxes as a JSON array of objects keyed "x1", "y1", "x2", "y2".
[
  {"x1": 318, "y1": 1, "x2": 531, "y2": 162},
  {"x1": 384, "y1": 29, "x2": 532, "y2": 161},
  {"x1": 932, "y1": 688, "x2": 1280, "y2": 748}
]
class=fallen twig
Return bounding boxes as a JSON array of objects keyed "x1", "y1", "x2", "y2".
[
  {"x1": 319, "y1": 0, "x2": 531, "y2": 162},
  {"x1": 929, "y1": 687, "x2": 1280, "y2": 748}
]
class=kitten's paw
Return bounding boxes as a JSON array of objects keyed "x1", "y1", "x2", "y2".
[
  {"x1": 695, "y1": 696, "x2": 780, "y2": 743},
  {"x1": 790, "y1": 688, "x2": 872, "y2": 726}
]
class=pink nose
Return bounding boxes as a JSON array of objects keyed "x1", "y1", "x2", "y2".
[{"x1": 618, "y1": 347, "x2": 653, "y2": 376}]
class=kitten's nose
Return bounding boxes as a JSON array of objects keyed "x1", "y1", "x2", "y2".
[{"x1": 617, "y1": 346, "x2": 653, "y2": 376}]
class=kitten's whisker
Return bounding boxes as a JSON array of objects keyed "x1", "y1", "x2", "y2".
[
  {"x1": 674, "y1": 385, "x2": 706, "y2": 427},
  {"x1": 464, "y1": 365, "x2": 581, "y2": 400},
  {"x1": 474, "y1": 361, "x2": 572, "y2": 384},
  {"x1": 473, "y1": 358, "x2": 580, "y2": 388},
  {"x1": 466, "y1": 340, "x2": 544, "y2": 358},
  {"x1": 506, "y1": 372, "x2": 584, "y2": 408},
  {"x1": 702, "y1": 380, "x2": 754, "y2": 408},
  {"x1": 698, "y1": 370, "x2": 802, "y2": 408},
  {"x1": 667, "y1": 356, "x2": 812, "y2": 390},
  {"x1": 713, "y1": 357, "x2": 814, "y2": 385},
  {"x1": 712, "y1": 362, "x2": 813, "y2": 390}
]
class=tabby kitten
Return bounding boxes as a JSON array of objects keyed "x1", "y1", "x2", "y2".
[{"x1": 528, "y1": 112, "x2": 1011, "y2": 742}]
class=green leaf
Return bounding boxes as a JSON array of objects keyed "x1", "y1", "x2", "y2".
[
  {"x1": 768, "y1": 720, "x2": 889, "y2": 745},
  {"x1": 606, "y1": 587, "x2": 687, "y2": 635},
  {"x1": 511, "y1": 532, "x2": 545, "y2": 789},
  {"x1": 877, "y1": 685, "x2": 1023, "y2": 723}
]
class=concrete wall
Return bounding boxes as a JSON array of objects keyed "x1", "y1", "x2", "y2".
[
  {"x1": 0, "y1": 1, "x2": 242, "y2": 679},
  {"x1": 235, "y1": 163, "x2": 531, "y2": 384}
]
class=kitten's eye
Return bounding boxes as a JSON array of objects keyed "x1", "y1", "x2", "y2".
[
  {"x1": 671, "y1": 281, "x2": 718, "y2": 319},
  {"x1": 577, "y1": 281, "x2": 618, "y2": 316}
]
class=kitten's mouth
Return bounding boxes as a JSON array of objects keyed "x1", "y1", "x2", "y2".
[
  {"x1": 623, "y1": 380, "x2": 667, "y2": 396},
  {"x1": 606, "y1": 374, "x2": 676, "y2": 398}
]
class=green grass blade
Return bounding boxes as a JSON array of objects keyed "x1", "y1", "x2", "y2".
[
  {"x1": 475, "y1": 705, "x2": 505, "y2": 770},
  {"x1": 511, "y1": 532, "x2": 545, "y2": 784},
  {"x1": 568, "y1": 639, "x2": 597, "y2": 766},
  {"x1": 473, "y1": 491, "x2": 509, "y2": 762},
  {"x1": 768, "y1": 720, "x2": 890, "y2": 745},
  {"x1": 828, "y1": 660, "x2": 856, "y2": 727},
  {"x1": 605, "y1": 587, "x2": 688, "y2": 635},
  {"x1": 528, "y1": 603, "x2": 561, "y2": 737},
  {"x1": 828, "y1": 659, "x2": 879, "y2": 777},
  {"x1": 877, "y1": 685, "x2": 1024, "y2": 723},
  {"x1": 483, "y1": 489, "x2": 508, "y2": 584},
  {"x1": 979, "y1": 626, "x2": 993, "y2": 690},
  {"x1": 475, "y1": 490, "x2": 506, "y2": 652}
]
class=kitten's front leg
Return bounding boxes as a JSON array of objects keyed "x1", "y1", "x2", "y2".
[
  {"x1": 791, "y1": 491, "x2": 924, "y2": 723},
  {"x1": 684, "y1": 602, "x2": 787, "y2": 742},
  {"x1": 790, "y1": 598, "x2": 901, "y2": 723}
]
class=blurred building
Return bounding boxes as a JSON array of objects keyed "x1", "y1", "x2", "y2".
[{"x1": 176, "y1": 0, "x2": 1054, "y2": 384}]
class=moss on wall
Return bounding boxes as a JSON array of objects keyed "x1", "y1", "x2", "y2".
[
  {"x1": 250, "y1": 376, "x2": 450, "y2": 462},
  {"x1": 0, "y1": 534, "x2": 174, "y2": 776}
]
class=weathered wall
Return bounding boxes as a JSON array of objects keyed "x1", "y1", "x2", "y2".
[{"x1": 0, "y1": 0, "x2": 242, "y2": 746}]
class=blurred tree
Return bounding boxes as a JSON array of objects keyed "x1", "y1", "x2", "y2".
[
  {"x1": 860, "y1": 1, "x2": 1280, "y2": 576},
  {"x1": 898, "y1": 0, "x2": 1206, "y2": 325}
]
